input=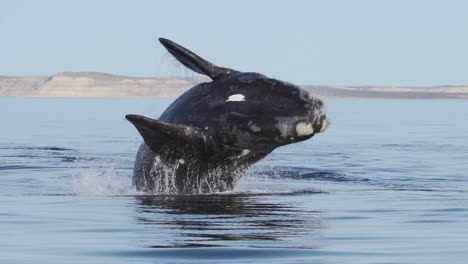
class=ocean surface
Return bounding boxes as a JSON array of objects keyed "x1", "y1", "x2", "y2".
[{"x1": 1, "y1": 97, "x2": 467, "y2": 264}]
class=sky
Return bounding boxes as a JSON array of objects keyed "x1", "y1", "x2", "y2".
[{"x1": 1, "y1": 0, "x2": 467, "y2": 86}]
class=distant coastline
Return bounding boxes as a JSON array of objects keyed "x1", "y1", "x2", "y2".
[{"x1": 1, "y1": 72, "x2": 467, "y2": 99}]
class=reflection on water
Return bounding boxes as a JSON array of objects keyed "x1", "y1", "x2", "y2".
[{"x1": 134, "y1": 195, "x2": 324, "y2": 248}]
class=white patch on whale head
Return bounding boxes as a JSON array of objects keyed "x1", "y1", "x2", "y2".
[
  {"x1": 250, "y1": 124, "x2": 261, "y2": 132},
  {"x1": 275, "y1": 117, "x2": 292, "y2": 137},
  {"x1": 247, "y1": 120, "x2": 261, "y2": 132},
  {"x1": 229, "y1": 149, "x2": 250, "y2": 160},
  {"x1": 250, "y1": 123, "x2": 261, "y2": 132},
  {"x1": 295, "y1": 122, "x2": 314, "y2": 136},
  {"x1": 320, "y1": 118, "x2": 330, "y2": 132},
  {"x1": 239, "y1": 149, "x2": 250, "y2": 158},
  {"x1": 227, "y1": 94, "x2": 245, "y2": 102},
  {"x1": 309, "y1": 93, "x2": 322, "y2": 101}
]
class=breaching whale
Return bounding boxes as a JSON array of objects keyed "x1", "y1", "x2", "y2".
[{"x1": 126, "y1": 38, "x2": 329, "y2": 194}]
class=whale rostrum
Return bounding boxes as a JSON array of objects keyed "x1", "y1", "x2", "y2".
[{"x1": 126, "y1": 38, "x2": 329, "y2": 194}]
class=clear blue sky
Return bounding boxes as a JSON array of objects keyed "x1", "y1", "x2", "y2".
[{"x1": 1, "y1": 0, "x2": 467, "y2": 86}]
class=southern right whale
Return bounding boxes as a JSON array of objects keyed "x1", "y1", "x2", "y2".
[{"x1": 126, "y1": 38, "x2": 329, "y2": 194}]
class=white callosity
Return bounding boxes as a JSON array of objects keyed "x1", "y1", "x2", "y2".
[
  {"x1": 247, "y1": 120, "x2": 261, "y2": 132},
  {"x1": 275, "y1": 117, "x2": 292, "y2": 137},
  {"x1": 239, "y1": 149, "x2": 250, "y2": 158},
  {"x1": 250, "y1": 123, "x2": 261, "y2": 132},
  {"x1": 320, "y1": 118, "x2": 330, "y2": 132},
  {"x1": 227, "y1": 94, "x2": 245, "y2": 102},
  {"x1": 295, "y1": 122, "x2": 314, "y2": 136}
]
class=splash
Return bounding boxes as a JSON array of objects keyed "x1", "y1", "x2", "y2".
[
  {"x1": 71, "y1": 167, "x2": 141, "y2": 196},
  {"x1": 141, "y1": 155, "x2": 247, "y2": 195}
]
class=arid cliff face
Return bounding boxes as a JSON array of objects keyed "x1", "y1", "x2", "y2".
[{"x1": 1, "y1": 72, "x2": 467, "y2": 99}]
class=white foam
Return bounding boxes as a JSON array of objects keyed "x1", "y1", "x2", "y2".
[{"x1": 71, "y1": 167, "x2": 142, "y2": 196}]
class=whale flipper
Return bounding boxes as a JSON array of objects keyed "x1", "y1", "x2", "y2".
[
  {"x1": 126, "y1": 114, "x2": 211, "y2": 153},
  {"x1": 159, "y1": 38, "x2": 236, "y2": 80}
]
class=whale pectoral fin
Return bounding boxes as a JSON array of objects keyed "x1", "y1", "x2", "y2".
[
  {"x1": 159, "y1": 38, "x2": 237, "y2": 80},
  {"x1": 126, "y1": 114, "x2": 209, "y2": 153}
]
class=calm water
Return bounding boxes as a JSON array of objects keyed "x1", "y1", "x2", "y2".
[{"x1": 1, "y1": 98, "x2": 467, "y2": 263}]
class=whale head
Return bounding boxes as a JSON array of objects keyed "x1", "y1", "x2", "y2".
[
  {"x1": 213, "y1": 72, "x2": 328, "y2": 151},
  {"x1": 126, "y1": 38, "x2": 329, "y2": 157}
]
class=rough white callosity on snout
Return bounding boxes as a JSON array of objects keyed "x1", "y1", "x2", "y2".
[
  {"x1": 295, "y1": 122, "x2": 314, "y2": 136},
  {"x1": 227, "y1": 94, "x2": 245, "y2": 102}
]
